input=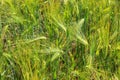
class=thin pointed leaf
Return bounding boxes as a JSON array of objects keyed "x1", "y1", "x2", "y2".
[
  {"x1": 1, "y1": 25, "x2": 8, "y2": 40},
  {"x1": 76, "y1": 34, "x2": 88, "y2": 45},
  {"x1": 51, "y1": 53, "x2": 60, "y2": 62},
  {"x1": 51, "y1": 16, "x2": 66, "y2": 32},
  {"x1": 76, "y1": 18, "x2": 88, "y2": 45},
  {"x1": 24, "y1": 36, "x2": 47, "y2": 44},
  {"x1": 78, "y1": 18, "x2": 85, "y2": 29}
]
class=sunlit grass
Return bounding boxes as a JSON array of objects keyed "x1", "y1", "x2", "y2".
[{"x1": 0, "y1": 0, "x2": 120, "y2": 80}]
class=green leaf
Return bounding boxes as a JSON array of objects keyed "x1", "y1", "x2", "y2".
[
  {"x1": 24, "y1": 36, "x2": 47, "y2": 43},
  {"x1": 76, "y1": 19, "x2": 88, "y2": 45},
  {"x1": 51, "y1": 53, "x2": 60, "y2": 62},
  {"x1": 1, "y1": 25, "x2": 8, "y2": 40},
  {"x1": 51, "y1": 16, "x2": 66, "y2": 32},
  {"x1": 77, "y1": 18, "x2": 85, "y2": 29},
  {"x1": 76, "y1": 34, "x2": 88, "y2": 45},
  {"x1": 50, "y1": 48, "x2": 63, "y2": 62}
]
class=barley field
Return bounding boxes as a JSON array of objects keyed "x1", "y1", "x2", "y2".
[{"x1": 0, "y1": 0, "x2": 120, "y2": 80}]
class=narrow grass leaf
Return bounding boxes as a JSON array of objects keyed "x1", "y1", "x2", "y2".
[
  {"x1": 24, "y1": 36, "x2": 46, "y2": 43},
  {"x1": 76, "y1": 18, "x2": 88, "y2": 45},
  {"x1": 51, "y1": 16, "x2": 66, "y2": 32},
  {"x1": 1, "y1": 25, "x2": 8, "y2": 40},
  {"x1": 78, "y1": 18, "x2": 85, "y2": 29},
  {"x1": 76, "y1": 34, "x2": 88, "y2": 45},
  {"x1": 110, "y1": 31, "x2": 118, "y2": 41},
  {"x1": 40, "y1": 48, "x2": 63, "y2": 54},
  {"x1": 51, "y1": 53, "x2": 60, "y2": 62},
  {"x1": 3, "y1": 52, "x2": 12, "y2": 58}
]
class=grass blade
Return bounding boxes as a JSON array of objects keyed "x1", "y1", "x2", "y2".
[
  {"x1": 24, "y1": 36, "x2": 47, "y2": 44},
  {"x1": 51, "y1": 16, "x2": 66, "y2": 32},
  {"x1": 1, "y1": 25, "x2": 8, "y2": 40}
]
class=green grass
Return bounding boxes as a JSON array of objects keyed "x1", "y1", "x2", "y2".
[{"x1": 0, "y1": 0, "x2": 120, "y2": 80}]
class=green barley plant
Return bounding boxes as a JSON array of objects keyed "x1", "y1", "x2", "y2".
[{"x1": 0, "y1": 0, "x2": 120, "y2": 80}]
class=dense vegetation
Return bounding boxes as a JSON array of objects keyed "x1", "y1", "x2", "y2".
[{"x1": 0, "y1": 0, "x2": 120, "y2": 80}]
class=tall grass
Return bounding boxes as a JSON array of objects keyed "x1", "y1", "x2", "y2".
[{"x1": 0, "y1": 0, "x2": 120, "y2": 80}]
